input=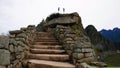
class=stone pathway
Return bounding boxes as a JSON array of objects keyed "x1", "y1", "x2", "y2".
[{"x1": 27, "y1": 32, "x2": 75, "y2": 68}]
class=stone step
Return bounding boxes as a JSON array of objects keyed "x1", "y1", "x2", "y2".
[
  {"x1": 31, "y1": 45, "x2": 63, "y2": 49},
  {"x1": 28, "y1": 59, "x2": 75, "y2": 68},
  {"x1": 35, "y1": 42, "x2": 59, "y2": 45},
  {"x1": 28, "y1": 54, "x2": 69, "y2": 61},
  {"x1": 35, "y1": 37, "x2": 57, "y2": 41},
  {"x1": 30, "y1": 49, "x2": 65, "y2": 54},
  {"x1": 36, "y1": 32, "x2": 54, "y2": 35},
  {"x1": 34, "y1": 39, "x2": 58, "y2": 42}
]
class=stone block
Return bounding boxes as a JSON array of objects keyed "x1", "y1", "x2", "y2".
[
  {"x1": 18, "y1": 46, "x2": 23, "y2": 52},
  {"x1": 66, "y1": 41, "x2": 75, "y2": 44},
  {"x1": 15, "y1": 38, "x2": 26, "y2": 44},
  {"x1": 9, "y1": 44, "x2": 14, "y2": 52},
  {"x1": 74, "y1": 48, "x2": 81, "y2": 53},
  {"x1": 16, "y1": 33, "x2": 27, "y2": 39},
  {"x1": 0, "y1": 49, "x2": 10, "y2": 65},
  {"x1": 64, "y1": 44, "x2": 73, "y2": 50},
  {"x1": 14, "y1": 46, "x2": 18, "y2": 53},
  {"x1": 66, "y1": 50, "x2": 72, "y2": 55},
  {"x1": 73, "y1": 53, "x2": 84, "y2": 59},
  {"x1": 82, "y1": 48, "x2": 92, "y2": 53},
  {"x1": 9, "y1": 30, "x2": 23, "y2": 35},
  {"x1": 16, "y1": 41, "x2": 26, "y2": 47},
  {"x1": 64, "y1": 38, "x2": 73, "y2": 41},
  {"x1": 0, "y1": 36, "x2": 9, "y2": 49},
  {"x1": 85, "y1": 53, "x2": 93, "y2": 57},
  {"x1": 77, "y1": 57, "x2": 95, "y2": 63},
  {"x1": 9, "y1": 35, "x2": 15, "y2": 38},
  {"x1": 0, "y1": 65, "x2": 6, "y2": 68},
  {"x1": 9, "y1": 39, "x2": 17, "y2": 46}
]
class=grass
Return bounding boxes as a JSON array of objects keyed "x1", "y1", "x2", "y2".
[{"x1": 104, "y1": 54, "x2": 120, "y2": 67}]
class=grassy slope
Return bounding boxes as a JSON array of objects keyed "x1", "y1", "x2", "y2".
[{"x1": 104, "y1": 54, "x2": 120, "y2": 67}]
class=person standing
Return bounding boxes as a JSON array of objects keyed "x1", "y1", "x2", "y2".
[
  {"x1": 58, "y1": 7, "x2": 60, "y2": 12},
  {"x1": 63, "y1": 8, "x2": 65, "y2": 13}
]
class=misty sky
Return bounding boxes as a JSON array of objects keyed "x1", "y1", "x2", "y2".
[{"x1": 0, "y1": 0, "x2": 120, "y2": 34}]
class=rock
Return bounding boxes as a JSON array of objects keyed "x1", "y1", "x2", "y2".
[
  {"x1": 20, "y1": 27, "x2": 27, "y2": 31},
  {"x1": 77, "y1": 57, "x2": 95, "y2": 63},
  {"x1": 0, "y1": 65, "x2": 6, "y2": 68},
  {"x1": 0, "y1": 36, "x2": 9, "y2": 49},
  {"x1": 85, "y1": 53, "x2": 93, "y2": 57},
  {"x1": 16, "y1": 41, "x2": 26, "y2": 47},
  {"x1": 14, "y1": 46, "x2": 18, "y2": 53},
  {"x1": 9, "y1": 35, "x2": 15, "y2": 38},
  {"x1": 73, "y1": 53, "x2": 84, "y2": 59},
  {"x1": 9, "y1": 30, "x2": 23, "y2": 35},
  {"x1": 0, "y1": 49, "x2": 10, "y2": 65},
  {"x1": 82, "y1": 48, "x2": 93, "y2": 53},
  {"x1": 7, "y1": 64, "x2": 13, "y2": 68},
  {"x1": 90, "y1": 62, "x2": 107, "y2": 67},
  {"x1": 66, "y1": 41, "x2": 75, "y2": 44},
  {"x1": 64, "y1": 44, "x2": 73, "y2": 50},
  {"x1": 27, "y1": 25, "x2": 35, "y2": 28},
  {"x1": 9, "y1": 44, "x2": 14, "y2": 52},
  {"x1": 77, "y1": 63, "x2": 97, "y2": 68},
  {"x1": 15, "y1": 38, "x2": 26, "y2": 44},
  {"x1": 18, "y1": 46, "x2": 23, "y2": 52},
  {"x1": 64, "y1": 38, "x2": 73, "y2": 41},
  {"x1": 73, "y1": 48, "x2": 81, "y2": 53},
  {"x1": 16, "y1": 33, "x2": 27, "y2": 39},
  {"x1": 44, "y1": 16, "x2": 76, "y2": 27},
  {"x1": 9, "y1": 39, "x2": 17, "y2": 46}
]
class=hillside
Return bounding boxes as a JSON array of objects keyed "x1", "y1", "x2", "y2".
[
  {"x1": 85, "y1": 25, "x2": 117, "y2": 51},
  {"x1": 100, "y1": 28, "x2": 120, "y2": 42}
]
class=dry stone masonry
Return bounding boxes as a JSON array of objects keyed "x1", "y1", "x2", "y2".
[
  {"x1": 0, "y1": 12, "x2": 107, "y2": 68},
  {"x1": 43, "y1": 12, "x2": 96, "y2": 67},
  {"x1": 0, "y1": 25, "x2": 36, "y2": 68}
]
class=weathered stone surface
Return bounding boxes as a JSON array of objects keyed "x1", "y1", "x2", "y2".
[
  {"x1": 0, "y1": 65, "x2": 6, "y2": 68},
  {"x1": 9, "y1": 44, "x2": 14, "y2": 52},
  {"x1": 77, "y1": 57, "x2": 95, "y2": 63},
  {"x1": 16, "y1": 33, "x2": 27, "y2": 39},
  {"x1": 7, "y1": 64, "x2": 13, "y2": 68},
  {"x1": 18, "y1": 46, "x2": 23, "y2": 52},
  {"x1": 9, "y1": 35, "x2": 15, "y2": 38},
  {"x1": 66, "y1": 41, "x2": 75, "y2": 44},
  {"x1": 14, "y1": 46, "x2": 18, "y2": 53},
  {"x1": 9, "y1": 30, "x2": 23, "y2": 35},
  {"x1": 20, "y1": 27, "x2": 27, "y2": 31},
  {"x1": 16, "y1": 41, "x2": 25, "y2": 47},
  {"x1": 0, "y1": 36, "x2": 9, "y2": 49},
  {"x1": 0, "y1": 49, "x2": 10, "y2": 65},
  {"x1": 85, "y1": 53, "x2": 93, "y2": 57},
  {"x1": 73, "y1": 48, "x2": 81, "y2": 53},
  {"x1": 28, "y1": 25, "x2": 35, "y2": 28},
  {"x1": 64, "y1": 44, "x2": 73, "y2": 50},
  {"x1": 15, "y1": 38, "x2": 26, "y2": 44},
  {"x1": 64, "y1": 38, "x2": 73, "y2": 41},
  {"x1": 44, "y1": 17, "x2": 76, "y2": 27},
  {"x1": 73, "y1": 53, "x2": 84, "y2": 59},
  {"x1": 82, "y1": 48, "x2": 93, "y2": 53},
  {"x1": 9, "y1": 39, "x2": 17, "y2": 45},
  {"x1": 90, "y1": 62, "x2": 107, "y2": 67}
]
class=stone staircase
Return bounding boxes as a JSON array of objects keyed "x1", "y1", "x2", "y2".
[{"x1": 27, "y1": 32, "x2": 75, "y2": 68}]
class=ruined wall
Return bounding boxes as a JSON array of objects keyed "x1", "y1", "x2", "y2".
[
  {"x1": 0, "y1": 25, "x2": 36, "y2": 68},
  {"x1": 43, "y1": 12, "x2": 96, "y2": 65}
]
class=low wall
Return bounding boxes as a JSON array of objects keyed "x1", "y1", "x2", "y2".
[
  {"x1": 0, "y1": 25, "x2": 36, "y2": 68},
  {"x1": 55, "y1": 25, "x2": 96, "y2": 64}
]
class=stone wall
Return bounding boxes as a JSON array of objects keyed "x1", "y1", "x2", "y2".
[
  {"x1": 43, "y1": 12, "x2": 96, "y2": 66},
  {"x1": 0, "y1": 25, "x2": 36, "y2": 68},
  {"x1": 55, "y1": 25, "x2": 95, "y2": 64}
]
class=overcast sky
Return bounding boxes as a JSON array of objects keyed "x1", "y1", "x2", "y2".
[{"x1": 0, "y1": 0, "x2": 120, "y2": 34}]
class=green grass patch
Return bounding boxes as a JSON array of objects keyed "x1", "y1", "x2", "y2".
[{"x1": 104, "y1": 54, "x2": 120, "y2": 67}]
